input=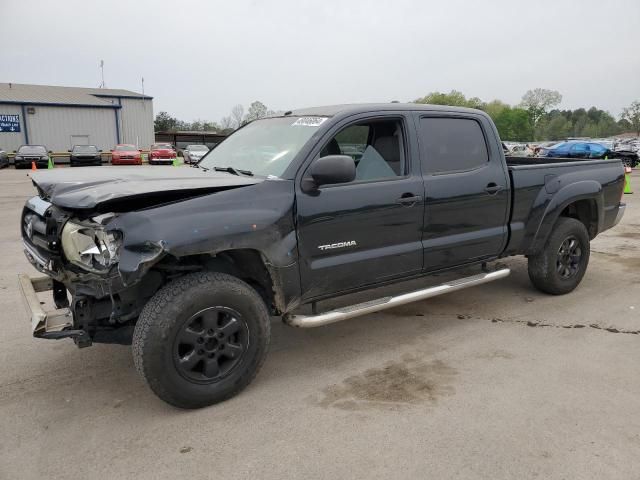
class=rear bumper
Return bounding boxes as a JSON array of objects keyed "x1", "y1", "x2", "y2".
[
  {"x1": 17, "y1": 274, "x2": 82, "y2": 340},
  {"x1": 613, "y1": 203, "x2": 626, "y2": 227}
]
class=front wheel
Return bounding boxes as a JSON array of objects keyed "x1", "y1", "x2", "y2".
[
  {"x1": 527, "y1": 217, "x2": 590, "y2": 295},
  {"x1": 133, "y1": 272, "x2": 271, "y2": 408}
]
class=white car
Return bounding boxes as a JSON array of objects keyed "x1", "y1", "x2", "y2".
[{"x1": 183, "y1": 144, "x2": 210, "y2": 164}]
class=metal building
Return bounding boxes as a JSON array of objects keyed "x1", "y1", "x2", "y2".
[
  {"x1": 0, "y1": 83, "x2": 154, "y2": 153},
  {"x1": 155, "y1": 131, "x2": 227, "y2": 151}
]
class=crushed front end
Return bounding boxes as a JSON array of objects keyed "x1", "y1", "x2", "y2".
[{"x1": 19, "y1": 195, "x2": 164, "y2": 347}]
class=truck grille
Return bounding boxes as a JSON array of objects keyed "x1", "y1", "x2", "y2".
[{"x1": 22, "y1": 197, "x2": 60, "y2": 272}]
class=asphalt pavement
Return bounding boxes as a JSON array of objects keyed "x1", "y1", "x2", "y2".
[{"x1": 0, "y1": 167, "x2": 638, "y2": 480}]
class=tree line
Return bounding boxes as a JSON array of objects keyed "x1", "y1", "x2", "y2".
[
  {"x1": 155, "y1": 91, "x2": 640, "y2": 142},
  {"x1": 414, "y1": 89, "x2": 640, "y2": 141},
  {"x1": 154, "y1": 101, "x2": 279, "y2": 134}
]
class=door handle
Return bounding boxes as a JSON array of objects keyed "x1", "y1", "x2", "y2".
[
  {"x1": 396, "y1": 194, "x2": 422, "y2": 205},
  {"x1": 485, "y1": 183, "x2": 504, "y2": 195}
]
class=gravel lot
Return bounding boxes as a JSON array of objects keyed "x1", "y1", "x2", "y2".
[{"x1": 1, "y1": 167, "x2": 638, "y2": 480}]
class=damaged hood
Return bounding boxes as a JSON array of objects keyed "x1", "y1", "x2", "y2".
[{"x1": 31, "y1": 166, "x2": 263, "y2": 210}]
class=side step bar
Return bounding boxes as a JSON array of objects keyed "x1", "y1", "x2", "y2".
[{"x1": 284, "y1": 268, "x2": 511, "y2": 328}]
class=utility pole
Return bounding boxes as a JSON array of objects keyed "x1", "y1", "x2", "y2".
[{"x1": 99, "y1": 60, "x2": 105, "y2": 88}]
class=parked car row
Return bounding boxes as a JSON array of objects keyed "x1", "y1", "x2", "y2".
[
  {"x1": 0, "y1": 143, "x2": 207, "y2": 168},
  {"x1": 503, "y1": 140, "x2": 638, "y2": 168}
]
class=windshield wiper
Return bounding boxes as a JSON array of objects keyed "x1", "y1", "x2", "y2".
[{"x1": 214, "y1": 166, "x2": 253, "y2": 176}]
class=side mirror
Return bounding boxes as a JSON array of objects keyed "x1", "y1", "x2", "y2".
[
  {"x1": 98, "y1": 149, "x2": 103, "y2": 152},
  {"x1": 303, "y1": 155, "x2": 355, "y2": 191},
  {"x1": 67, "y1": 149, "x2": 72, "y2": 152},
  {"x1": 48, "y1": 150, "x2": 53, "y2": 154}
]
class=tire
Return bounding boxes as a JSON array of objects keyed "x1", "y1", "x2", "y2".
[
  {"x1": 132, "y1": 272, "x2": 271, "y2": 408},
  {"x1": 527, "y1": 217, "x2": 590, "y2": 295}
]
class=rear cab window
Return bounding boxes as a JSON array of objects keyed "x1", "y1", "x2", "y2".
[{"x1": 418, "y1": 117, "x2": 489, "y2": 174}]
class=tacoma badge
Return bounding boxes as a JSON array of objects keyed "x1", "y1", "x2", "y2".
[{"x1": 318, "y1": 240, "x2": 357, "y2": 251}]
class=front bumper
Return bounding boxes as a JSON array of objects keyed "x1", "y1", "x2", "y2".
[
  {"x1": 17, "y1": 273, "x2": 82, "y2": 340},
  {"x1": 111, "y1": 158, "x2": 141, "y2": 165},
  {"x1": 71, "y1": 157, "x2": 102, "y2": 166},
  {"x1": 16, "y1": 158, "x2": 48, "y2": 168}
]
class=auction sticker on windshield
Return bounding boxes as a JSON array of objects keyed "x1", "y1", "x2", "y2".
[{"x1": 292, "y1": 117, "x2": 327, "y2": 127}]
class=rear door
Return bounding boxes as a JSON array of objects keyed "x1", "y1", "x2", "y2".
[
  {"x1": 296, "y1": 114, "x2": 425, "y2": 298},
  {"x1": 416, "y1": 114, "x2": 510, "y2": 271}
]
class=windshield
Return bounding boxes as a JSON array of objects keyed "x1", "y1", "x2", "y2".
[
  {"x1": 18, "y1": 145, "x2": 46, "y2": 154},
  {"x1": 152, "y1": 143, "x2": 173, "y2": 150},
  {"x1": 199, "y1": 116, "x2": 326, "y2": 176},
  {"x1": 187, "y1": 145, "x2": 208, "y2": 151},
  {"x1": 115, "y1": 144, "x2": 136, "y2": 151},
  {"x1": 72, "y1": 145, "x2": 98, "y2": 153}
]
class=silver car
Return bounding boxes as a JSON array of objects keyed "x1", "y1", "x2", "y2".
[{"x1": 182, "y1": 144, "x2": 210, "y2": 164}]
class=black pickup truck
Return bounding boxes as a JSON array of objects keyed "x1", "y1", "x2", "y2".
[{"x1": 18, "y1": 104, "x2": 626, "y2": 408}]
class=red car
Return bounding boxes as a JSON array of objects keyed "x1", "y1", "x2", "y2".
[
  {"x1": 111, "y1": 144, "x2": 142, "y2": 165},
  {"x1": 149, "y1": 143, "x2": 176, "y2": 165}
]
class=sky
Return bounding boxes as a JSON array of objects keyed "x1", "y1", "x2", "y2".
[{"x1": 2, "y1": 0, "x2": 639, "y2": 123}]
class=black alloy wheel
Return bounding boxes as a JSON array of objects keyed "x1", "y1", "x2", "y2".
[
  {"x1": 173, "y1": 306, "x2": 249, "y2": 383},
  {"x1": 556, "y1": 235, "x2": 583, "y2": 279}
]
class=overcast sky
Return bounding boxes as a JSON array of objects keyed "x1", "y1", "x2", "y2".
[{"x1": 2, "y1": 0, "x2": 639, "y2": 122}]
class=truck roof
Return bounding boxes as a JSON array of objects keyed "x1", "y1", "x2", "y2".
[{"x1": 289, "y1": 103, "x2": 485, "y2": 117}]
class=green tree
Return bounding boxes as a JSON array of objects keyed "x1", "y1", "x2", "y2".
[
  {"x1": 621, "y1": 100, "x2": 640, "y2": 135},
  {"x1": 520, "y1": 88, "x2": 562, "y2": 134},
  {"x1": 154, "y1": 111, "x2": 179, "y2": 131},
  {"x1": 244, "y1": 101, "x2": 268, "y2": 123},
  {"x1": 414, "y1": 90, "x2": 484, "y2": 109},
  {"x1": 482, "y1": 99, "x2": 509, "y2": 120},
  {"x1": 543, "y1": 114, "x2": 571, "y2": 140},
  {"x1": 617, "y1": 118, "x2": 632, "y2": 132},
  {"x1": 492, "y1": 106, "x2": 533, "y2": 141}
]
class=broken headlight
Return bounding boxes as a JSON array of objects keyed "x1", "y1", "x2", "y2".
[{"x1": 61, "y1": 219, "x2": 122, "y2": 273}]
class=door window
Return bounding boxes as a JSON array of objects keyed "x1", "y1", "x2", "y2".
[
  {"x1": 570, "y1": 143, "x2": 588, "y2": 155},
  {"x1": 419, "y1": 117, "x2": 489, "y2": 174},
  {"x1": 319, "y1": 119, "x2": 406, "y2": 181}
]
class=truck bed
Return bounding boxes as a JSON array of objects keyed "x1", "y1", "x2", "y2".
[{"x1": 504, "y1": 157, "x2": 624, "y2": 256}]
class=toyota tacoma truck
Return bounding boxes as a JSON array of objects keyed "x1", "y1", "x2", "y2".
[{"x1": 18, "y1": 104, "x2": 626, "y2": 408}]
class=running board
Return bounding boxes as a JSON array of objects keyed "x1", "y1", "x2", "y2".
[{"x1": 284, "y1": 268, "x2": 511, "y2": 328}]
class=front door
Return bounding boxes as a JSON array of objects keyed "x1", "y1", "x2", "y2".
[
  {"x1": 296, "y1": 116, "x2": 425, "y2": 299},
  {"x1": 416, "y1": 114, "x2": 510, "y2": 271}
]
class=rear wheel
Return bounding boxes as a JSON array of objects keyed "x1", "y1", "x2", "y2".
[
  {"x1": 528, "y1": 217, "x2": 590, "y2": 295},
  {"x1": 132, "y1": 272, "x2": 271, "y2": 408}
]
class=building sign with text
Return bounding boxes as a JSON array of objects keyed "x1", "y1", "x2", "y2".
[{"x1": 0, "y1": 114, "x2": 21, "y2": 133}]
